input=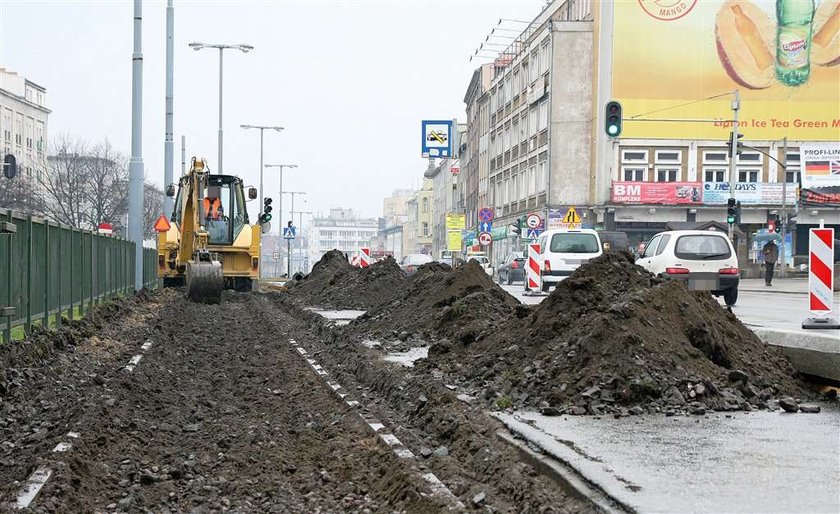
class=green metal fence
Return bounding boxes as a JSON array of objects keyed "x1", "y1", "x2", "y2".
[{"x1": 0, "y1": 207, "x2": 158, "y2": 344}]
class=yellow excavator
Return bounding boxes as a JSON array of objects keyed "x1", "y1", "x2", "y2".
[{"x1": 156, "y1": 157, "x2": 261, "y2": 303}]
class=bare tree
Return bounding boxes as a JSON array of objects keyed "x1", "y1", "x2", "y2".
[
  {"x1": 37, "y1": 136, "x2": 93, "y2": 228},
  {"x1": 143, "y1": 181, "x2": 163, "y2": 239},
  {"x1": 0, "y1": 167, "x2": 42, "y2": 213},
  {"x1": 84, "y1": 140, "x2": 128, "y2": 231}
]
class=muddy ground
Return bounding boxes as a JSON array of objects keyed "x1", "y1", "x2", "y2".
[{"x1": 0, "y1": 288, "x2": 589, "y2": 513}]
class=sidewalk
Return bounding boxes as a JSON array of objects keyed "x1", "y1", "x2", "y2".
[{"x1": 739, "y1": 277, "x2": 809, "y2": 294}]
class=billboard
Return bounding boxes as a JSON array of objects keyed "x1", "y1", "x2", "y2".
[
  {"x1": 702, "y1": 181, "x2": 798, "y2": 204},
  {"x1": 612, "y1": 1, "x2": 840, "y2": 140},
  {"x1": 801, "y1": 142, "x2": 840, "y2": 187},
  {"x1": 612, "y1": 182, "x2": 703, "y2": 204}
]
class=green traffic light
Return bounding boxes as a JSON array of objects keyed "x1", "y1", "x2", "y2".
[
  {"x1": 608, "y1": 125, "x2": 619, "y2": 135},
  {"x1": 727, "y1": 215, "x2": 735, "y2": 224}
]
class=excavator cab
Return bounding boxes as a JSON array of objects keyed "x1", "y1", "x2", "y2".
[{"x1": 158, "y1": 158, "x2": 261, "y2": 303}]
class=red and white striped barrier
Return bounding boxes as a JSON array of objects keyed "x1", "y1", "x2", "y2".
[
  {"x1": 360, "y1": 247, "x2": 371, "y2": 268},
  {"x1": 525, "y1": 243, "x2": 541, "y2": 292},
  {"x1": 808, "y1": 228, "x2": 834, "y2": 315}
]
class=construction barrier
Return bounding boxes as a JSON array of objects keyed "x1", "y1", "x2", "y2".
[
  {"x1": 0, "y1": 208, "x2": 158, "y2": 344},
  {"x1": 525, "y1": 243, "x2": 541, "y2": 291},
  {"x1": 360, "y1": 247, "x2": 371, "y2": 268},
  {"x1": 803, "y1": 227, "x2": 838, "y2": 330}
]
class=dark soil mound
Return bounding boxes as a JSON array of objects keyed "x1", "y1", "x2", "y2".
[
  {"x1": 419, "y1": 252, "x2": 808, "y2": 415},
  {"x1": 361, "y1": 260, "x2": 519, "y2": 344},
  {"x1": 290, "y1": 251, "x2": 406, "y2": 309}
]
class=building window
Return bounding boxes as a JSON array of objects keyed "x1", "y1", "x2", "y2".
[
  {"x1": 738, "y1": 151, "x2": 762, "y2": 165},
  {"x1": 655, "y1": 167, "x2": 679, "y2": 182},
  {"x1": 786, "y1": 169, "x2": 800, "y2": 183},
  {"x1": 704, "y1": 168, "x2": 727, "y2": 182},
  {"x1": 622, "y1": 167, "x2": 646, "y2": 181},
  {"x1": 703, "y1": 151, "x2": 728, "y2": 164},
  {"x1": 540, "y1": 41, "x2": 550, "y2": 74},
  {"x1": 529, "y1": 165, "x2": 537, "y2": 195},
  {"x1": 621, "y1": 149, "x2": 648, "y2": 164},
  {"x1": 738, "y1": 168, "x2": 759, "y2": 182},
  {"x1": 538, "y1": 100, "x2": 548, "y2": 131},
  {"x1": 538, "y1": 161, "x2": 547, "y2": 190},
  {"x1": 655, "y1": 150, "x2": 681, "y2": 164},
  {"x1": 422, "y1": 197, "x2": 429, "y2": 213},
  {"x1": 530, "y1": 49, "x2": 539, "y2": 83}
]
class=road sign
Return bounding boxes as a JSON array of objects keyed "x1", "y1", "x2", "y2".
[
  {"x1": 478, "y1": 207, "x2": 494, "y2": 223},
  {"x1": 526, "y1": 213, "x2": 542, "y2": 229},
  {"x1": 478, "y1": 231, "x2": 492, "y2": 246},
  {"x1": 445, "y1": 213, "x2": 466, "y2": 230},
  {"x1": 562, "y1": 207, "x2": 581, "y2": 225},
  {"x1": 421, "y1": 120, "x2": 453, "y2": 158},
  {"x1": 479, "y1": 221, "x2": 492, "y2": 233},
  {"x1": 153, "y1": 216, "x2": 169, "y2": 233},
  {"x1": 450, "y1": 159, "x2": 460, "y2": 175},
  {"x1": 526, "y1": 228, "x2": 542, "y2": 240},
  {"x1": 282, "y1": 226, "x2": 297, "y2": 239}
]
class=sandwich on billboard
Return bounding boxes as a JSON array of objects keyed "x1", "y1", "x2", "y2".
[{"x1": 612, "y1": 0, "x2": 840, "y2": 140}]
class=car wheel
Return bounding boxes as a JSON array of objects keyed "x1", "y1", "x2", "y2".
[
  {"x1": 541, "y1": 281, "x2": 550, "y2": 293},
  {"x1": 723, "y1": 287, "x2": 738, "y2": 306}
]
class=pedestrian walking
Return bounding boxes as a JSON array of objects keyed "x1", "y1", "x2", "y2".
[{"x1": 762, "y1": 239, "x2": 779, "y2": 286}]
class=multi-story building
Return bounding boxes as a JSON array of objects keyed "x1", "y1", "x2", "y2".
[
  {"x1": 308, "y1": 208, "x2": 379, "y2": 266},
  {"x1": 463, "y1": 0, "x2": 838, "y2": 266},
  {"x1": 404, "y1": 178, "x2": 433, "y2": 256},
  {"x1": 462, "y1": 64, "x2": 494, "y2": 232},
  {"x1": 382, "y1": 188, "x2": 414, "y2": 228},
  {"x1": 0, "y1": 68, "x2": 49, "y2": 209}
]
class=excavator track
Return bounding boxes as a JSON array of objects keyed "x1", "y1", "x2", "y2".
[{"x1": 185, "y1": 259, "x2": 223, "y2": 304}]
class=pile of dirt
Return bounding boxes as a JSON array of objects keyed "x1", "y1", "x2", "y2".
[
  {"x1": 289, "y1": 250, "x2": 406, "y2": 309},
  {"x1": 418, "y1": 252, "x2": 810, "y2": 415},
  {"x1": 359, "y1": 260, "x2": 520, "y2": 345}
]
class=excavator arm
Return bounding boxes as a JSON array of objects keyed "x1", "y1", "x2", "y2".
[{"x1": 179, "y1": 158, "x2": 223, "y2": 303}]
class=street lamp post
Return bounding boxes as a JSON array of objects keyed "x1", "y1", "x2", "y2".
[
  {"x1": 189, "y1": 41, "x2": 253, "y2": 174},
  {"x1": 241, "y1": 125, "x2": 283, "y2": 278}
]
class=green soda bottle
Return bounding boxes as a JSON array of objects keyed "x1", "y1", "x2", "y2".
[{"x1": 775, "y1": 0, "x2": 815, "y2": 86}]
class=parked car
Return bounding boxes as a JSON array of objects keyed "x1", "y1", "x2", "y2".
[
  {"x1": 400, "y1": 253, "x2": 433, "y2": 276},
  {"x1": 597, "y1": 231, "x2": 631, "y2": 254},
  {"x1": 497, "y1": 252, "x2": 526, "y2": 284},
  {"x1": 467, "y1": 255, "x2": 494, "y2": 277},
  {"x1": 536, "y1": 229, "x2": 603, "y2": 292},
  {"x1": 635, "y1": 230, "x2": 739, "y2": 306}
]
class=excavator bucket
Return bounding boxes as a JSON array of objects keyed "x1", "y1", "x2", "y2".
[{"x1": 185, "y1": 259, "x2": 223, "y2": 304}]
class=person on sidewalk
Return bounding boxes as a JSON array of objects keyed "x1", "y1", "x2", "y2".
[{"x1": 762, "y1": 239, "x2": 779, "y2": 286}]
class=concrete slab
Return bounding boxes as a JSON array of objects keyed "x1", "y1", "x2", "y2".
[
  {"x1": 496, "y1": 407, "x2": 840, "y2": 514},
  {"x1": 754, "y1": 327, "x2": 840, "y2": 382}
]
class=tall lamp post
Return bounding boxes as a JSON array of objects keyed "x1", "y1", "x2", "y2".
[
  {"x1": 188, "y1": 41, "x2": 253, "y2": 174},
  {"x1": 241, "y1": 124, "x2": 283, "y2": 278}
]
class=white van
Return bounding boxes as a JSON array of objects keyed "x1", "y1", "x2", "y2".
[{"x1": 536, "y1": 229, "x2": 603, "y2": 291}]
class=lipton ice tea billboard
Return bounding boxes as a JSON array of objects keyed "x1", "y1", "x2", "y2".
[{"x1": 612, "y1": 1, "x2": 840, "y2": 140}]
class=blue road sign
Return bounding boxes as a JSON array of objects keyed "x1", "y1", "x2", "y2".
[
  {"x1": 421, "y1": 120, "x2": 453, "y2": 158},
  {"x1": 525, "y1": 228, "x2": 542, "y2": 241},
  {"x1": 478, "y1": 207, "x2": 494, "y2": 223},
  {"x1": 283, "y1": 226, "x2": 297, "y2": 239},
  {"x1": 479, "y1": 221, "x2": 492, "y2": 233}
]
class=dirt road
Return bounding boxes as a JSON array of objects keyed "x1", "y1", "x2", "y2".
[{"x1": 0, "y1": 290, "x2": 588, "y2": 513}]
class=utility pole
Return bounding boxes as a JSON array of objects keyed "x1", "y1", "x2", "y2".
[
  {"x1": 128, "y1": 0, "x2": 144, "y2": 291},
  {"x1": 163, "y1": 0, "x2": 174, "y2": 214},
  {"x1": 189, "y1": 42, "x2": 253, "y2": 174},
  {"x1": 181, "y1": 135, "x2": 186, "y2": 175},
  {"x1": 780, "y1": 137, "x2": 788, "y2": 278},
  {"x1": 727, "y1": 89, "x2": 740, "y2": 242}
]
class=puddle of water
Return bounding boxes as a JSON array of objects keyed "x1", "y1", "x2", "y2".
[
  {"x1": 306, "y1": 309, "x2": 367, "y2": 321},
  {"x1": 383, "y1": 347, "x2": 428, "y2": 367},
  {"x1": 361, "y1": 340, "x2": 382, "y2": 348}
]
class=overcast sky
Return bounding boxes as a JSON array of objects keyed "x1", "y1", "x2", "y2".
[{"x1": 0, "y1": 0, "x2": 545, "y2": 228}]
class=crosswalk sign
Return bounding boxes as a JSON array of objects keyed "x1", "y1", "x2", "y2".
[
  {"x1": 282, "y1": 226, "x2": 297, "y2": 239},
  {"x1": 562, "y1": 207, "x2": 581, "y2": 225}
]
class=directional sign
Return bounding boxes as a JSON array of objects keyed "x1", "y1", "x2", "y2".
[
  {"x1": 526, "y1": 228, "x2": 542, "y2": 241},
  {"x1": 478, "y1": 231, "x2": 492, "y2": 246},
  {"x1": 562, "y1": 206, "x2": 581, "y2": 225},
  {"x1": 282, "y1": 226, "x2": 297, "y2": 240},
  {"x1": 526, "y1": 213, "x2": 542, "y2": 229},
  {"x1": 421, "y1": 120, "x2": 453, "y2": 158},
  {"x1": 479, "y1": 221, "x2": 492, "y2": 233},
  {"x1": 478, "y1": 207, "x2": 494, "y2": 223}
]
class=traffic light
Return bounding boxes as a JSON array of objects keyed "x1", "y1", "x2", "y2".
[
  {"x1": 511, "y1": 217, "x2": 523, "y2": 236},
  {"x1": 260, "y1": 197, "x2": 273, "y2": 224},
  {"x1": 3, "y1": 154, "x2": 16, "y2": 179},
  {"x1": 726, "y1": 197, "x2": 737, "y2": 224},
  {"x1": 726, "y1": 132, "x2": 744, "y2": 156},
  {"x1": 605, "y1": 101, "x2": 622, "y2": 138}
]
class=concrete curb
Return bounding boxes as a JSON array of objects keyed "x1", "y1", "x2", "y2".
[{"x1": 753, "y1": 327, "x2": 840, "y2": 382}]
